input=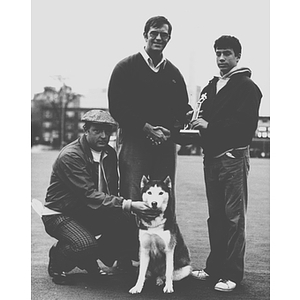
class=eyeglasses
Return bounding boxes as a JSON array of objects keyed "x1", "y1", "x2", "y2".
[{"x1": 148, "y1": 31, "x2": 170, "y2": 40}]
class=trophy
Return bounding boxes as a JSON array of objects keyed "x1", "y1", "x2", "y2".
[{"x1": 180, "y1": 92, "x2": 207, "y2": 135}]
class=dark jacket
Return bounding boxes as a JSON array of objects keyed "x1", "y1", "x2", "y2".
[
  {"x1": 199, "y1": 68, "x2": 262, "y2": 157},
  {"x1": 108, "y1": 53, "x2": 192, "y2": 139},
  {"x1": 44, "y1": 135, "x2": 124, "y2": 214}
]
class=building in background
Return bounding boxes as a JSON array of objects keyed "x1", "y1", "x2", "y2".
[
  {"x1": 32, "y1": 86, "x2": 87, "y2": 148},
  {"x1": 32, "y1": 85, "x2": 269, "y2": 157},
  {"x1": 32, "y1": 99, "x2": 100, "y2": 148}
]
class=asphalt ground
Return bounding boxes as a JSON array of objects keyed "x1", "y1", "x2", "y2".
[{"x1": 31, "y1": 150, "x2": 270, "y2": 300}]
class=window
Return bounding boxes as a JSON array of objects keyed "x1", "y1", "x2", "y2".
[
  {"x1": 43, "y1": 121, "x2": 52, "y2": 129},
  {"x1": 43, "y1": 132, "x2": 51, "y2": 142},
  {"x1": 66, "y1": 132, "x2": 74, "y2": 140},
  {"x1": 43, "y1": 110, "x2": 53, "y2": 119},
  {"x1": 66, "y1": 111, "x2": 75, "y2": 118},
  {"x1": 52, "y1": 130, "x2": 59, "y2": 138},
  {"x1": 65, "y1": 123, "x2": 74, "y2": 131}
]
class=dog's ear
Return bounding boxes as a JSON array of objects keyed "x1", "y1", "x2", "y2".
[
  {"x1": 140, "y1": 175, "x2": 149, "y2": 189},
  {"x1": 163, "y1": 176, "x2": 172, "y2": 189}
]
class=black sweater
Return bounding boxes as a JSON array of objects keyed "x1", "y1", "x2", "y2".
[
  {"x1": 199, "y1": 69, "x2": 262, "y2": 157},
  {"x1": 108, "y1": 53, "x2": 191, "y2": 138}
]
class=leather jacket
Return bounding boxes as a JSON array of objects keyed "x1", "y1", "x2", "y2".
[{"x1": 44, "y1": 135, "x2": 125, "y2": 214}]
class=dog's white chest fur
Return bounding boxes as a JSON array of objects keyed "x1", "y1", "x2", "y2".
[{"x1": 139, "y1": 227, "x2": 172, "y2": 256}]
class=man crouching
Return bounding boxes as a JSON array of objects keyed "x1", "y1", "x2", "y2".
[{"x1": 41, "y1": 110, "x2": 158, "y2": 285}]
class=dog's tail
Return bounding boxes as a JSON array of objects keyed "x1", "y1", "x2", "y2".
[{"x1": 173, "y1": 265, "x2": 192, "y2": 281}]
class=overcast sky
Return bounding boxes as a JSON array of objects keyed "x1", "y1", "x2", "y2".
[{"x1": 32, "y1": 0, "x2": 269, "y2": 115}]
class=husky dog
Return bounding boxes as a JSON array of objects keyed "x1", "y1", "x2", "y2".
[{"x1": 129, "y1": 176, "x2": 191, "y2": 294}]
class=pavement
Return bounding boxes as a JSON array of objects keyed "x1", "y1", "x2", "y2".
[{"x1": 31, "y1": 150, "x2": 270, "y2": 300}]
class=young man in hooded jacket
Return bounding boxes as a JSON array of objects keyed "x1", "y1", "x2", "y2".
[{"x1": 190, "y1": 35, "x2": 262, "y2": 292}]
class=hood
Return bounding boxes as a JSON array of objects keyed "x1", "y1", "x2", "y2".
[
  {"x1": 222, "y1": 66, "x2": 252, "y2": 79},
  {"x1": 209, "y1": 67, "x2": 252, "y2": 85}
]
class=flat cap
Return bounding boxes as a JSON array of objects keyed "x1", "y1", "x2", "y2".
[{"x1": 81, "y1": 110, "x2": 118, "y2": 129}]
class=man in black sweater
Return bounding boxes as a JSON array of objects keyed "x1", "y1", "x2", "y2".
[
  {"x1": 190, "y1": 36, "x2": 262, "y2": 292},
  {"x1": 108, "y1": 16, "x2": 192, "y2": 270}
]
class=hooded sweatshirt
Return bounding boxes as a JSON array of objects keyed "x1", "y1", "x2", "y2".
[{"x1": 199, "y1": 67, "x2": 262, "y2": 157}]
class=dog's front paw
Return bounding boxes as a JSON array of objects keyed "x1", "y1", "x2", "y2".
[
  {"x1": 129, "y1": 284, "x2": 143, "y2": 294},
  {"x1": 163, "y1": 283, "x2": 174, "y2": 293}
]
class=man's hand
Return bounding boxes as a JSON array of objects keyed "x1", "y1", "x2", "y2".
[
  {"x1": 186, "y1": 110, "x2": 194, "y2": 122},
  {"x1": 190, "y1": 118, "x2": 208, "y2": 130},
  {"x1": 143, "y1": 123, "x2": 170, "y2": 146},
  {"x1": 131, "y1": 201, "x2": 161, "y2": 221}
]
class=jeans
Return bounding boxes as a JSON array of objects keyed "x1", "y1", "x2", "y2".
[{"x1": 203, "y1": 148, "x2": 250, "y2": 283}]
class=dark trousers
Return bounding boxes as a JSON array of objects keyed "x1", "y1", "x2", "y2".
[
  {"x1": 42, "y1": 206, "x2": 138, "y2": 273},
  {"x1": 118, "y1": 133, "x2": 190, "y2": 266},
  {"x1": 119, "y1": 134, "x2": 176, "y2": 203},
  {"x1": 203, "y1": 148, "x2": 250, "y2": 283}
]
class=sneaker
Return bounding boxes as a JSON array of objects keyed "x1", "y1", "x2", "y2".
[
  {"x1": 214, "y1": 279, "x2": 236, "y2": 292},
  {"x1": 191, "y1": 269, "x2": 210, "y2": 280}
]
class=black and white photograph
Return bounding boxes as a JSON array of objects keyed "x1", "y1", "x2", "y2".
[
  {"x1": 30, "y1": 0, "x2": 271, "y2": 299},
  {"x1": 5, "y1": 0, "x2": 290, "y2": 298}
]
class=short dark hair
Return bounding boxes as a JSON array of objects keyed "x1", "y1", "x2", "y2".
[
  {"x1": 214, "y1": 35, "x2": 242, "y2": 57},
  {"x1": 143, "y1": 16, "x2": 172, "y2": 36}
]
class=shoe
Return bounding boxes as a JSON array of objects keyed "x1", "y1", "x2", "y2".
[
  {"x1": 52, "y1": 272, "x2": 73, "y2": 285},
  {"x1": 214, "y1": 279, "x2": 236, "y2": 292},
  {"x1": 191, "y1": 269, "x2": 210, "y2": 280},
  {"x1": 48, "y1": 245, "x2": 73, "y2": 285},
  {"x1": 87, "y1": 265, "x2": 110, "y2": 277},
  {"x1": 99, "y1": 269, "x2": 109, "y2": 276}
]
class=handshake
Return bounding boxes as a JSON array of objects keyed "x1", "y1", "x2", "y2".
[
  {"x1": 143, "y1": 123, "x2": 171, "y2": 146},
  {"x1": 143, "y1": 106, "x2": 209, "y2": 145}
]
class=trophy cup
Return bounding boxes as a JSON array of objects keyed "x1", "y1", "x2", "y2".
[{"x1": 180, "y1": 92, "x2": 207, "y2": 135}]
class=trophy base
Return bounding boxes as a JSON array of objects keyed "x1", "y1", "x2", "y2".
[
  {"x1": 175, "y1": 129, "x2": 200, "y2": 145},
  {"x1": 179, "y1": 129, "x2": 200, "y2": 134}
]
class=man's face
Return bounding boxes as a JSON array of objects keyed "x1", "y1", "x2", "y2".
[
  {"x1": 215, "y1": 48, "x2": 240, "y2": 75},
  {"x1": 85, "y1": 123, "x2": 113, "y2": 151},
  {"x1": 144, "y1": 24, "x2": 170, "y2": 55}
]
